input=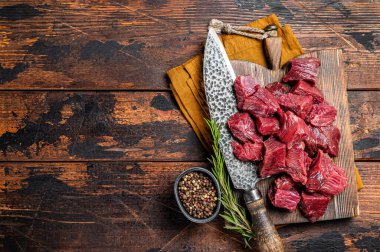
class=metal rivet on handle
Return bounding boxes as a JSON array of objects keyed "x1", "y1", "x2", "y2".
[{"x1": 264, "y1": 25, "x2": 278, "y2": 32}]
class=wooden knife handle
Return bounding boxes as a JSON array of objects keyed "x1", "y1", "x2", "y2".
[
  {"x1": 263, "y1": 31, "x2": 282, "y2": 70},
  {"x1": 244, "y1": 189, "x2": 284, "y2": 252}
]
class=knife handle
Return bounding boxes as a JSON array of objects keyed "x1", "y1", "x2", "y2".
[
  {"x1": 263, "y1": 27, "x2": 282, "y2": 70},
  {"x1": 244, "y1": 189, "x2": 284, "y2": 252}
]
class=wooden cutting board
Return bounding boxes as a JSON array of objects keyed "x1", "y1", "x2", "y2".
[{"x1": 231, "y1": 49, "x2": 359, "y2": 225}]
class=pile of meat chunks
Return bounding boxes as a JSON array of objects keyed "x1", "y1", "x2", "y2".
[{"x1": 228, "y1": 58, "x2": 348, "y2": 222}]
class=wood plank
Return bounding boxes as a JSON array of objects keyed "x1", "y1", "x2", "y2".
[
  {"x1": 0, "y1": 90, "x2": 378, "y2": 161},
  {"x1": 0, "y1": 92, "x2": 206, "y2": 161},
  {"x1": 232, "y1": 49, "x2": 358, "y2": 224},
  {"x1": 349, "y1": 91, "x2": 380, "y2": 160},
  {"x1": 0, "y1": 161, "x2": 207, "y2": 251},
  {"x1": 0, "y1": 1, "x2": 378, "y2": 90},
  {"x1": 0, "y1": 161, "x2": 378, "y2": 251}
]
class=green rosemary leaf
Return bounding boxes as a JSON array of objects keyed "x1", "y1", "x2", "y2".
[
  {"x1": 219, "y1": 214, "x2": 234, "y2": 223},
  {"x1": 224, "y1": 225, "x2": 243, "y2": 231},
  {"x1": 205, "y1": 118, "x2": 255, "y2": 247}
]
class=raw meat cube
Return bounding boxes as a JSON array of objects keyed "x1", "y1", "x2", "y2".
[
  {"x1": 278, "y1": 93, "x2": 313, "y2": 119},
  {"x1": 283, "y1": 58, "x2": 321, "y2": 86},
  {"x1": 285, "y1": 142, "x2": 308, "y2": 185},
  {"x1": 277, "y1": 110, "x2": 309, "y2": 144},
  {"x1": 265, "y1": 82, "x2": 288, "y2": 98},
  {"x1": 306, "y1": 150, "x2": 348, "y2": 196},
  {"x1": 299, "y1": 191, "x2": 331, "y2": 223},
  {"x1": 291, "y1": 80, "x2": 324, "y2": 104},
  {"x1": 227, "y1": 112, "x2": 262, "y2": 143},
  {"x1": 243, "y1": 86, "x2": 280, "y2": 117},
  {"x1": 256, "y1": 117, "x2": 280, "y2": 136},
  {"x1": 304, "y1": 152, "x2": 313, "y2": 170},
  {"x1": 306, "y1": 104, "x2": 337, "y2": 127},
  {"x1": 268, "y1": 175, "x2": 301, "y2": 212},
  {"x1": 259, "y1": 137, "x2": 286, "y2": 177},
  {"x1": 231, "y1": 141, "x2": 263, "y2": 161},
  {"x1": 305, "y1": 125, "x2": 340, "y2": 157},
  {"x1": 261, "y1": 140, "x2": 309, "y2": 184},
  {"x1": 304, "y1": 125, "x2": 326, "y2": 156},
  {"x1": 234, "y1": 75, "x2": 259, "y2": 110},
  {"x1": 320, "y1": 125, "x2": 341, "y2": 156}
]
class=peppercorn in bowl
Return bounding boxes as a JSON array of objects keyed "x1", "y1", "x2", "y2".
[{"x1": 174, "y1": 167, "x2": 221, "y2": 223}]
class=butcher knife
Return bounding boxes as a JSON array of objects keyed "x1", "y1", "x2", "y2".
[{"x1": 203, "y1": 27, "x2": 284, "y2": 251}]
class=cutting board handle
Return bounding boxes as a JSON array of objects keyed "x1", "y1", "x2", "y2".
[
  {"x1": 244, "y1": 189, "x2": 284, "y2": 252},
  {"x1": 263, "y1": 25, "x2": 282, "y2": 70}
]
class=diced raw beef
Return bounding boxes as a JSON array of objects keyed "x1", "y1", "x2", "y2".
[
  {"x1": 243, "y1": 86, "x2": 280, "y2": 117},
  {"x1": 306, "y1": 150, "x2": 348, "y2": 196},
  {"x1": 265, "y1": 82, "x2": 288, "y2": 98},
  {"x1": 234, "y1": 76, "x2": 259, "y2": 110},
  {"x1": 304, "y1": 152, "x2": 313, "y2": 170},
  {"x1": 299, "y1": 191, "x2": 331, "y2": 223},
  {"x1": 306, "y1": 104, "x2": 337, "y2": 127},
  {"x1": 285, "y1": 142, "x2": 308, "y2": 184},
  {"x1": 278, "y1": 93, "x2": 313, "y2": 119},
  {"x1": 320, "y1": 125, "x2": 340, "y2": 156},
  {"x1": 305, "y1": 125, "x2": 340, "y2": 157},
  {"x1": 277, "y1": 110, "x2": 309, "y2": 144},
  {"x1": 227, "y1": 112, "x2": 262, "y2": 143},
  {"x1": 283, "y1": 57, "x2": 321, "y2": 86},
  {"x1": 304, "y1": 125, "x2": 325, "y2": 156},
  {"x1": 256, "y1": 117, "x2": 280, "y2": 136},
  {"x1": 231, "y1": 141, "x2": 263, "y2": 161},
  {"x1": 291, "y1": 80, "x2": 324, "y2": 104},
  {"x1": 259, "y1": 137, "x2": 286, "y2": 177},
  {"x1": 268, "y1": 175, "x2": 301, "y2": 212}
]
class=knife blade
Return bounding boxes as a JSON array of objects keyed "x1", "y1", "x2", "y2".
[
  {"x1": 203, "y1": 27, "x2": 284, "y2": 252},
  {"x1": 203, "y1": 28, "x2": 259, "y2": 191}
]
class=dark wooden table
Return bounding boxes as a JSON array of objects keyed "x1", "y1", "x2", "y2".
[{"x1": 0, "y1": 1, "x2": 379, "y2": 251}]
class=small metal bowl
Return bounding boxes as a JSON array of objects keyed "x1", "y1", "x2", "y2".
[{"x1": 174, "y1": 167, "x2": 222, "y2": 224}]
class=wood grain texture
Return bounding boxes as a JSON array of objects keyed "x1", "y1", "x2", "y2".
[
  {"x1": 349, "y1": 91, "x2": 380, "y2": 160},
  {"x1": 0, "y1": 161, "x2": 219, "y2": 252},
  {"x1": 263, "y1": 37, "x2": 282, "y2": 70},
  {"x1": 0, "y1": 92, "x2": 205, "y2": 161},
  {"x1": 0, "y1": 0, "x2": 378, "y2": 90},
  {"x1": 232, "y1": 49, "x2": 359, "y2": 224},
  {"x1": 0, "y1": 161, "x2": 378, "y2": 251}
]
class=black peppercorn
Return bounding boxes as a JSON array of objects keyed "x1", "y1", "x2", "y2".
[{"x1": 178, "y1": 172, "x2": 218, "y2": 219}]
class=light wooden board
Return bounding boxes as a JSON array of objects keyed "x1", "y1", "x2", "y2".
[{"x1": 231, "y1": 49, "x2": 359, "y2": 225}]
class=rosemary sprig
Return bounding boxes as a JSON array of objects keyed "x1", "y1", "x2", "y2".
[{"x1": 205, "y1": 118, "x2": 254, "y2": 247}]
